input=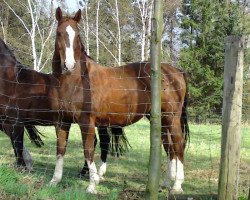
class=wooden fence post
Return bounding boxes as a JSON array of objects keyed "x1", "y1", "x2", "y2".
[
  {"x1": 145, "y1": 0, "x2": 163, "y2": 199},
  {"x1": 218, "y1": 36, "x2": 244, "y2": 200}
]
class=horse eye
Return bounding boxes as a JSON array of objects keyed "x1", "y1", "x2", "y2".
[{"x1": 57, "y1": 32, "x2": 61, "y2": 37}]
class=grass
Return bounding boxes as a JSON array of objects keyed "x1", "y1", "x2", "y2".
[{"x1": 0, "y1": 120, "x2": 249, "y2": 199}]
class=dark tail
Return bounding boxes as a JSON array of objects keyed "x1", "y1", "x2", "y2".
[
  {"x1": 109, "y1": 127, "x2": 131, "y2": 157},
  {"x1": 181, "y1": 72, "x2": 190, "y2": 148},
  {"x1": 24, "y1": 125, "x2": 44, "y2": 147}
]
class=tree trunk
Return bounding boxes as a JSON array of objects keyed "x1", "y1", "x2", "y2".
[
  {"x1": 96, "y1": 0, "x2": 100, "y2": 63},
  {"x1": 115, "y1": 0, "x2": 121, "y2": 65},
  {"x1": 146, "y1": 0, "x2": 163, "y2": 199}
]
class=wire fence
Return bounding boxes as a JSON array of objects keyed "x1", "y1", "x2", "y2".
[
  {"x1": 0, "y1": 2, "x2": 249, "y2": 199},
  {"x1": 0, "y1": 59, "x2": 249, "y2": 199},
  {"x1": 0, "y1": 37, "x2": 249, "y2": 200}
]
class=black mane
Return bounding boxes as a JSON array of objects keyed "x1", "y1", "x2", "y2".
[
  {"x1": 0, "y1": 38, "x2": 17, "y2": 61},
  {"x1": 79, "y1": 39, "x2": 94, "y2": 61}
]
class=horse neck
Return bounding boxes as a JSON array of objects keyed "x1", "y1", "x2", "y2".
[
  {"x1": 0, "y1": 45, "x2": 17, "y2": 67},
  {"x1": 52, "y1": 40, "x2": 62, "y2": 75}
]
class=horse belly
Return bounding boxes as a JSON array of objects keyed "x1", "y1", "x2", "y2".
[
  {"x1": 94, "y1": 90, "x2": 150, "y2": 127},
  {"x1": 14, "y1": 97, "x2": 55, "y2": 125}
]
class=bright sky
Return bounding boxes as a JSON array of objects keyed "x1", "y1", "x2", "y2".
[{"x1": 54, "y1": 0, "x2": 79, "y2": 13}]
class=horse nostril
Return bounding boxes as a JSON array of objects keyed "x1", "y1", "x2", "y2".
[{"x1": 63, "y1": 65, "x2": 68, "y2": 71}]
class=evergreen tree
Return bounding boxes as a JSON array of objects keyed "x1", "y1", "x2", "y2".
[{"x1": 179, "y1": 0, "x2": 245, "y2": 118}]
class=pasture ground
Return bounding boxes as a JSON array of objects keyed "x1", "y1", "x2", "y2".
[{"x1": 0, "y1": 120, "x2": 249, "y2": 200}]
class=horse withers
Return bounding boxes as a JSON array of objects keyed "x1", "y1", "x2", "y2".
[{"x1": 52, "y1": 7, "x2": 189, "y2": 194}]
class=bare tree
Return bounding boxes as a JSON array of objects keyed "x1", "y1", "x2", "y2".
[
  {"x1": 163, "y1": 0, "x2": 181, "y2": 62},
  {"x1": 96, "y1": 0, "x2": 100, "y2": 63},
  {"x1": 77, "y1": 0, "x2": 90, "y2": 55},
  {"x1": 115, "y1": 0, "x2": 121, "y2": 65},
  {"x1": 4, "y1": 0, "x2": 55, "y2": 71},
  {"x1": 0, "y1": 2, "x2": 9, "y2": 42},
  {"x1": 135, "y1": 0, "x2": 153, "y2": 61}
]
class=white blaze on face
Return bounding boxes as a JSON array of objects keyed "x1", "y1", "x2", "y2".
[{"x1": 65, "y1": 25, "x2": 76, "y2": 71}]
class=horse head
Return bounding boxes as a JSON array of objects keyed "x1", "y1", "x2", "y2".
[{"x1": 54, "y1": 7, "x2": 82, "y2": 74}]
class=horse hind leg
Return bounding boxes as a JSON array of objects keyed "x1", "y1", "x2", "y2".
[
  {"x1": 162, "y1": 117, "x2": 185, "y2": 194},
  {"x1": 98, "y1": 127, "x2": 110, "y2": 180},
  {"x1": 168, "y1": 117, "x2": 185, "y2": 193},
  {"x1": 161, "y1": 126, "x2": 172, "y2": 189}
]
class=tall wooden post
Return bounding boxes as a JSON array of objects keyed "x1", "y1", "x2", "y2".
[
  {"x1": 218, "y1": 36, "x2": 244, "y2": 200},
  {"x1": 146, "y1": 0, "x2": 163, "y2": 199}
]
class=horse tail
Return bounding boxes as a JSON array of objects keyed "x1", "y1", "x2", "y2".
[
  {"x1": 181, "y1": 72, "x2": 190, "y2": 148},
  {"x1": 109, "y1": 127, "x2": 131, "y2": 157},
  {"x1": 24, "y1": 125, "x2": 44, "y2": 147}
]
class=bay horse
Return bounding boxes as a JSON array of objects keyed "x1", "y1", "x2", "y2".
[
  {"x1": 52, "y1": 7, "x2": 189, "y2": 194},
  {"x1": 0, "y1": 38, "x2": 44, "y2": 170},
  {"x1": 0, "y1": 38, "x2": 127, "y2": 180}
]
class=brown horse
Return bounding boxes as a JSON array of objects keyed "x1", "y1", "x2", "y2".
[
  {"x1": 0, "y1": 38, "x2": 44, "y2": 170},
  {"x1": 52, "y1": 7, "x2": 189, "y2": 194},
  {"x1": 0, "y1": 38, "x2": 126, "y2": 180}
]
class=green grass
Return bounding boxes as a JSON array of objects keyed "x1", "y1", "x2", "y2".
[{"x1": 0, "y1": 120, "x2": 249, "y2": 199}]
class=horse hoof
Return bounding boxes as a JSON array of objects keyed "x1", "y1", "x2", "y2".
[
  {"x1": 86, "y1": 185, "x2": 97, "y2": 194},
  {"x1": 170, "y1": 188, "x2": 183, "y2": 194},
  {"x1": 99, "y1": 176, "x2": 105, "y2": 181},
  {"x1": 49, "y1": 179, "x2": 59, "y2": 186},
  {"x1": 25, "y1": 166, "x2": 33, "y2": 172}
]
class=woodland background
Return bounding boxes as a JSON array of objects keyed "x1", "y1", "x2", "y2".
[{"x1": 0, "y1": 0, "x2": 249, "y2": 118}]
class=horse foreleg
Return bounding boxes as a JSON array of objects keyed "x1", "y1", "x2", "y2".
[
  {"x1": 98, "y1": 127, "x2": 110, "y2": 179},
  {"x1": 50, "y1": 124, "x2": 70, "y2": 185},
  {"x1": 81, "y1": 123, "x2": 99, "y2": 194},
  {"x1": 79, "y1": 134, "x2": 98, "y2": 178},
  {"x1": 22, "y1": 144, "x2": 33, "y2": 171},
  {"x1": 6, "y1": 124, "x2": 26, "y2": 168}
]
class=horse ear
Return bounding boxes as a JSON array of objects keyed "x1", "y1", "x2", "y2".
[
  {"x1": 73, "y1": 9, "x2": 81, "y2": 22},
  {"x1": 56, "y1": 7, "x2": 62, "y2": 21}
]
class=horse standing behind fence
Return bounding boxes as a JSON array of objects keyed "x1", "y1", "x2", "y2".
[
  {"x1": 0, "y1": 39, "x2": 45, "y2": 170},
  {"x1": 0, "y1": 38, "x2": 128, "y2": 180},
  {"x1": 51, "y1": 7, "x2": 189, "y2": 194}
]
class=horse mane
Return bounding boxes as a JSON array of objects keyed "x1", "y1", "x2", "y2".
[
  {"x1": 0, "y1": 38, "x2": 18, "y2": 61},
  {"x1": 79, "y1": 39, "x2": 94, "y2": 61},
  {"x1": 0, "y1": 39, "x2": 33, "y2": 71}
]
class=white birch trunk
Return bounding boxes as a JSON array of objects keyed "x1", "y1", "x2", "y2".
[
  {"x1": 4, "y1": 0, "x2": 54, "y2": 71},
  {"x1": 96, "y1": 0, "x2": 100, "y2": 63},
  {"x1": 137, "y1": 0, "x2": 153, "y2": 61},
  {"x1": 137, "y1": 0, "x2": 146, "y2": 61},
  {"x1": 115, "y1": 0, "x2": 121, "y2": 65},
  {"x1": 145, "y1": 1, "x2": 153, "y2": 61},
  {"x1": 28, "y1": 0, "x2": 38, "y2": 71},
  {"x1": 85, "y1": 2, "x2": 90, "y2": 55},
  {"x1": 0, "y1": 20, "x2": 6, "y2": 43}
]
